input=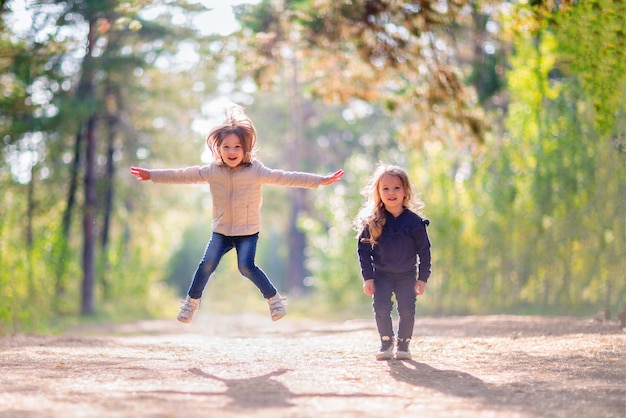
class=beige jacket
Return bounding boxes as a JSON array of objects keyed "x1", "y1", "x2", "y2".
[{"x1": 149, "y1": 160, "x2": 324, "y2": 236}]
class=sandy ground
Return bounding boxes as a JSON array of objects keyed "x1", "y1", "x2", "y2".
[{"x1": 0, "y1": 312, "x2": 624, "y2": 418}]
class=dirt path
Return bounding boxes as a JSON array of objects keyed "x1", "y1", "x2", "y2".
[{"x1": 1, "y1": 313, "x2": 624, "y2": 418}]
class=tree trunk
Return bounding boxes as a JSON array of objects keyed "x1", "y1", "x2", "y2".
[
  {"x1": 99, "y1": 112, "x2": 118, "y2": 300},
  {"x1": 26, "y1": 164, "x2": 35, "y2": 299},
  {"x1": 82, "y1": 114, "x2": 97, "y2": 315},
  {"x1": 26, "y1": 168, "x2": 34, "y2": 248},
  {"x1": 54, "y1": 128, "x2": 82, "y2": 305},
  {"x1": 287, "y1": 188, "x2": 307, "y2": 295},
  {"x1": 285, "y1": 52, "x2": 307, "y2": 295},
  {"x1": 101, "y1": 116, "x2": 115, "y2": 250},
  {"x1": 80, "y1": 18, "x2": 98, "y2": 316}
]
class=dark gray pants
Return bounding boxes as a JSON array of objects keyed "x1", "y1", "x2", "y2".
[{"x1": 372, "y1": 273, "x2": 417, "y2": 340}]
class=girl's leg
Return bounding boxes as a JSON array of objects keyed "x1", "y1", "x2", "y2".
[
  {"x1": 233, "y1": 233, "x2": 277, "y2": 298},
  {"x1": 372, "y1": 277, "x2": 394, "y2": 339},
  {"x1": 187, "y1": 232, "x2": 233, "y2": 299},
  {"x1": 395, "y1": 277, "x2": 417, "y2": 341}
]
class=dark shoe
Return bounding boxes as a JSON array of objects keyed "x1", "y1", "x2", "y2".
[
  {"x1": 395, "y1": 338, "x2": 412, "y2": 360},
  {"x1": 376, "y1": 337, "x2": 394, "y2": 360}
]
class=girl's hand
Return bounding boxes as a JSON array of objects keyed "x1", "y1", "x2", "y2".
[
  {"x1": 415, "y1": 280, "x2": 427, "y2": 296},
  {"x1": 363, "y1": 279, "x2": 375, "y2": 296},
  {"x1": 321, "y1": 169, "x2": 344, "y2": 185},
  {"x1": 130, "y1": 167, "x2": 151, "y2": 181}
]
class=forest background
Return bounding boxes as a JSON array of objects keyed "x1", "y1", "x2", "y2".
[{"x1": 0, "y1": 0, "x2": 624, "y2": 335}]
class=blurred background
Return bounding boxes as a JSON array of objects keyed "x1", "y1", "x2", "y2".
[{"x1": 1, "y1": 0, "x2": 624, "y2": 334}]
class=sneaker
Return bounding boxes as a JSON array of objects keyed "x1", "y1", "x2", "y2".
[
  {"x1": 376, "y1": 337, "x2": 394, "y2": 360},
  {"x1": 395, "y1": 338, "x2": 412, "y2": 360},
  {"x1": 177, "y1": 296, "x2": 200, "y2": 323},
  {"x1": 267, "y1": 293, "x2": 287, "y2": 321}
]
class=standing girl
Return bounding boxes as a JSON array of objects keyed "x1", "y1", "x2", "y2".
[
  {"x1": 353, "y1": 164, "x2": 431, "y2": 360},
  {"x1": 131, "y1": 105, "x2": 344, "y2": 323}
]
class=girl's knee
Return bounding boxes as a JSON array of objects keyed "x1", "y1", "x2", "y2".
[
  {"x1": 199, "y1": 261, "x2": 217, "y2": 276},
  {"x1": 397, "y1": 305, "x2": 416, "y2": 318},
  {"x1": 237, "y1": 264, "x2": 255, "y2": 277},
  {"x1": 373, "y1": 301, "x2": 393, "y2": 317}
]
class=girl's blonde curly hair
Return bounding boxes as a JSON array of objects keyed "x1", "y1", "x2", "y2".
[
  {"x1": 353, "y1": 163, "x2": 424, "y2": 245},
  {"x1": 206, "y1": 105, "x2": 257, "y2": 166}
]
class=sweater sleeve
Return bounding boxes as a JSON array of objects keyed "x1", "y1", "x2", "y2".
[
  {"x1": 256, "y1": 162, "x2": 324, "y2": 188},
  {"x1": 415, "y1": 219, "x2": 432, "y2": 282},
  {"x1": 357, "y1": 227, "x2": 375, "y2": 281},
  {"x1": 149, "y1": 165, "x2": 211, "y2": 184}
]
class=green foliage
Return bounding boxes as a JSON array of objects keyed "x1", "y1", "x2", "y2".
[
  {"x1": 551, "y1": 0, "x2": 625, "y2": 135},
  {"x1": 0, "y1": 0, "x2": 214, "y2": 334},
  {"x1": 233, "y1": 0, "x2": 485, "y2": 143},
  {"x1": 2, "y1": 0, "x2": 624, "y2": 336},
  {"x1": 302, "y1": 0, "x2": 625, "y2": 317},
  {"x1": 165, "y1": 222, "x2": 211, "y2": 296},
  {"x1": 429, "y1": 0, "x2": 626, "y2": 315}
]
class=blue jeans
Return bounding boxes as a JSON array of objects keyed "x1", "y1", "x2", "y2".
[
  {"x1": 372, "y1": 272, "x2": 417, "y2": 341},
  {"x1": 187, "y1": 232, "x2": 277, "y2": 299}
]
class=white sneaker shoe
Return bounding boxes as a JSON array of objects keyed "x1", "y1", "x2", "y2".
[
  {"x1": 395, "y1": 338, "x2": 412, "y2": 360},
  {"x1": 267, "y1": 293, "x2": 287, "y2": 321},
  {"x1": 376, "y1": 337, "x2": 394, "y2": 360},
  {"x1": 177, "y1": 296, "x2": 200, "y2": 323}
]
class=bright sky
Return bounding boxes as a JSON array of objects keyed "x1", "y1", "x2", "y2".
[
  {"x1": 191, "y1": 0, "x2": 256, "y2": 36},
  {"x1": 6, "y1": 0, "x2": 257, "y2": 36},
  {"x1": 4, "y1": 0, "x2": 259, "y2": 182}
]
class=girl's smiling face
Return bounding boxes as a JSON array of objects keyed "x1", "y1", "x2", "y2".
[
  {"x1": 219, "y1": 134, "x2": 244, "y2": 167},
  {"x1": 378, "y1": 173, "x2": 406, "y2": 215}
]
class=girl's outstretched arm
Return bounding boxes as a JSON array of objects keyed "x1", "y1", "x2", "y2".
[
  {"x1": 130, "y1": 167, "x2": 151, "y2": 181},
  {"x1": 320, "y1": 169, "x2": 345, "y2": 185}
]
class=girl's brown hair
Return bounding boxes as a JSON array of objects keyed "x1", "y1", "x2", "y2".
[
  {"x1": 353, "y1": 163, "x2": 424, "y2": 245},
  {"x1": 206, "y1": 105, "x2": 257, "y2": 166}
]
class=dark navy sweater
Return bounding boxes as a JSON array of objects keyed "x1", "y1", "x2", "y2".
[{"x1": 357, "y1": 209, "x2": 431, "y2": 282}]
